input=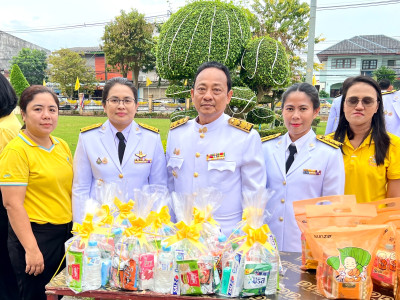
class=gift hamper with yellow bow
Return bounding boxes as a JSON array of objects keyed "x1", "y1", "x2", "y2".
[
  {"x1": 218, "y1": 188, "x2": 280, "y2": 297},
  {"x1": 163, "y1": 192, "x2": 214, "y2": 295}
]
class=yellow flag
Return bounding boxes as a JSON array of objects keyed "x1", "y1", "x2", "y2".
[
  {"x1": 146, "y1": 77, "x2": 152, "y2": 87},
  {"x1": 184, "y1": 79, "x2": 188, "y2": 86},
  {"x1": 43, "y1": 79, "x2": 46, "y2": 86},
  {"x1": 74, "y1": 77, "x2": 80, "y2": 91},
  {"x1": 312, "y1": 74, "x2": 317, "y2": 86}
]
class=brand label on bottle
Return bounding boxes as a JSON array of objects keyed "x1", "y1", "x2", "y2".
[{"x1": 71, "y1": 264, "x2": 80, "y2": 280}]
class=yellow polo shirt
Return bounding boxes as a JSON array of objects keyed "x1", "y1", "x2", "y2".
[
  {"x1": 340, "y1": 132, "x2": 400, "y2": 203},
  {"x1": 0, "y1": 113, "x2": 21, "y2": 153},
  {"x1": 0, "y1": 131, "x2": 73, "y2": 224}
]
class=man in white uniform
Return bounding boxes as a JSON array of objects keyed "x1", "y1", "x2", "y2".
[
  {"x1": 380, "y1": 79, "x2": 400, "y2": 137},
  {"x1": 166, "y1": 61, "x2": 266, "y2": 236}
]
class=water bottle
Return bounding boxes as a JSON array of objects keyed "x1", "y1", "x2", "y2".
[
  {"x1": 265, "y1": 249, "x2": 279, "y2": 295},
  {"x1": 83, "y1": 241, "x2": 101, "y2": 290},
  {"x1": 154, "y1": 245, "x2": 174, "y2": 293},
  {"x1": 111, "y1": 228, "x2": 123, "y2": 246}
]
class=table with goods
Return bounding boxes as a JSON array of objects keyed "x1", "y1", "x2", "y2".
[{"x1": 45, "y1": 185, "x2": 400, "y2": 300}]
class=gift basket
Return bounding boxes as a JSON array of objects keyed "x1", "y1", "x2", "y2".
[{"x1": 218, "y1": 188, "x2": 280, "y2": 298}]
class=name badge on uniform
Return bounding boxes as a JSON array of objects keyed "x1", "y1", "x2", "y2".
[
  {"x1": 135, "y1": 151, "x2": 152, "y2": 163},
  {"x1": 303, "y1": 169, "x2": 321, "y2": 175},
  {"x1": 206, "y1": 152, "x2": 225, "y2": 161}
]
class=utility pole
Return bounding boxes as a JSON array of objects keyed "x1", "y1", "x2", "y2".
[{"x1": 305, "y1": 0, "x2": 317, "y2": 84}]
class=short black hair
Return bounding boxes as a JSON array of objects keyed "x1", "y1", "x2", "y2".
[
  {"x1": 281, "y1": 82, "x2": 320, "y2": 110},
  {"x1": 102, "y1": 77, "x2": 138, "y2": 105},
  {"x1": 19, "y1": 85, "x2": 59, "y2": 113},
  {"x1": 193, "y1": 61, "x2": 232, "y2": 92},
  {"x1": 378, "y1": 79, "x2": 391, "y2": 90},
  {"x1": 0, "y1": 73, "x2": 18, "y2": 118}
]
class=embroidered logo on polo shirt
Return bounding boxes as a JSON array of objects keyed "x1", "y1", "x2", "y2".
[
  {"x1": 3, "y1": 174, "x2": 11, "y2": 178},
  {"x1": 368, "y1": 156, "x2": 377, "y2": 167}
]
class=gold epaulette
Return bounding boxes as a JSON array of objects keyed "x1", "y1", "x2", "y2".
[
  {"x1": 138, "y1": 122, "x2": 159, "y2": 133},
  {"x1": 80, "y1": 123, "x2": 102, "y2": 133},
  {"x1": 170, "y1": 116, "x2": 190, "y2": 130},
  {"x1": 228, "y1": 117, "x2": 253, "y2": 133},
  {"x1": 382, "y1": 90, "x2": 396, "y2": 95},
  {"x1": 261, "y1": 133, "x2": 281, "y2": 143},
  {"x1": 316, "y1": 135, "x2": 342, "y2": 149}
]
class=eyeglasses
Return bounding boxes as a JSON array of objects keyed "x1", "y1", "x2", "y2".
[
  {"x1": 106, "y1": 97, "x2": 135, "y2": 106},
  {"x1": 345, "y1": 97, "x2": 378, "y2": 107}
]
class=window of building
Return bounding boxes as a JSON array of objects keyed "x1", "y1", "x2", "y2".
[
  {"x1": 331, "y1": 58, "x2": 356, "y2": 69},
  {"x1": 388, "y1": 60, "x2": 395, "y2": 67},
  {"x1": 362, "y1": 60, "x2": 377, "y2": 70}
]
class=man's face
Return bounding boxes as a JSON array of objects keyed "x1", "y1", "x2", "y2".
[{"x1": 191, "y1": 67, "x2": 233, "y2": 124}]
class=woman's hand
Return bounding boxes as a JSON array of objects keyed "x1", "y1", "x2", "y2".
[{"x1": 25, "y1": 248, "x2": 44, "y2": 276}]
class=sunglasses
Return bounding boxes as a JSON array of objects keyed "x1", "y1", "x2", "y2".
[{"x1": 345, "y1": 97, "x2": 378, "y2": 107}]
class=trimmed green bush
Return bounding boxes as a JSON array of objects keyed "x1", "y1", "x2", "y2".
[
  {"x1": 10, "y1": 64, "x2": 30, "y2": 97},
  {"x1": 241, "y1": 36, "x2": 290, "y2": 102},
  {"x1": 226, "y1": 86, "x2": 256, "y2": 118},
  {"x1": 157, "y1": 1, "x2": 251, "y2": 80},
  {"x1": 257, "y1": 126, "x2": 288, "y2": 137},
  {"x1": 165, "y1": 84, "x2": 191, "y2": 99},
  {"x1": 170, "y1": 108, "x2": 198, "y2": 122},
  {"x1": 246, "y1": 106, "x2": 274, "y2": 125}
]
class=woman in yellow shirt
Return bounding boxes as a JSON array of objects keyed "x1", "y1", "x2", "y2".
[
  {"x1": 0, "y1": 73, "x2": 20, "y2": 299},
  {"x1": 0, "y1": 85, "x2": 73, "y2": 300},
  {"x1": 332, "y1": 76, "x2": 400, "y2": 202}
]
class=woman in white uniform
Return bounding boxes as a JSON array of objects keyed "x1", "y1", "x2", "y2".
[
  {"x1": 262, "y1": 82, "x2": 345, "y2": 252},
  {"x1": 72, "y1": 77, "x2": 167, "y2": 223}
]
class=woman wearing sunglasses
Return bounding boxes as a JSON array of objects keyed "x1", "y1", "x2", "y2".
[
  {"x1": 331, "y1": 76, "x2": 400, "y2": 202},
  {"x1": 72, "y1": 77, "x2": 167, "y2": 223}
]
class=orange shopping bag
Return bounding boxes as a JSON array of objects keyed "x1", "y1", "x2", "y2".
[{"x1": 293, "y1": 195, "x2": 356, "y2": 270}]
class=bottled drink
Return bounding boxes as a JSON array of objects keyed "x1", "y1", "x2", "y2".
[
  {"x1": 154, "y1": 245, "x2": 174, "y2": 293},
  {"x1": 83, "y1": 241, "x2": 101, "y2": 290}
]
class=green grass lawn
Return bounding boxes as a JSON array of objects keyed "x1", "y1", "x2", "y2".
[{"x1": 16, "y1": 115, "x2": 327, "y2": 155}]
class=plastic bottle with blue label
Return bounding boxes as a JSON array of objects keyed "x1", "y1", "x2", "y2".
[
  {"x1": 83, "y1": 241, "x2": 101, "y2": 290},
  {"x1": 154, "y1": 245, "x2": 174, "y2": 293}
]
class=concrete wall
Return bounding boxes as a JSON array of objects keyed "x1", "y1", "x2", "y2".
[{"x1": 0, "y1": 31, "x2": 50, "y2": 72}]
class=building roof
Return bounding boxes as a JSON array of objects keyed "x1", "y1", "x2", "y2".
[
  {"x1": 68, "y1": 46, "x2": 103, "y2": 54},
  {"x1": 317, "y1": 35, "x2": 400, "y2": 62}
]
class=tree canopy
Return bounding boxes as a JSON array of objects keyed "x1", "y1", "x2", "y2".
[
  {"x1": 156, "y1": 0, "x2": 251, "y2": 80},
  {"x1": 47, "y1": 49, "x2": 97, "y2": 98},
  {"x1": 10, "y1": 64, "x2": 30, "y2": 97},
  {"x1": 373, "y1": 66, "x2": 397, "y2": 84},
  {"x1": 11, "y1": 48, "x2": 47, "y2": 85},
  {"x1": 102, "y1": 9, "x2": 155, "y2": 87},
  {"x1": 251, "y1": 0, "x2": 321, "y2": 80}
]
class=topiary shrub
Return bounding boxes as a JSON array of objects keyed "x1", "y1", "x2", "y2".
[
  {"x1": 225, "y1": 86, "x2": 256, "y2": 119},
  {"x1": 170, "y1": 108, "x2": 198, "y2": 122},
  {"x1": 241, "y1": 36, "x2": 290, "y2": 103},
  {"x1": 10, "y1": 64, "x2": 30, "y2": 97},
  {"x1": 257, "y1": 126, "x2": 288, "y2": 137},
  {"x1": 246, "y1": 106, "x2": 274, "y2": 125},
  {"x1": 157, "y1": 1, "x2": 251, "y2": 80},
  {"x1": 165, "y1": 84, "x2": 191, "y2": 99}
]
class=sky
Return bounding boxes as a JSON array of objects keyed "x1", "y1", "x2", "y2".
[{"x1": 1, "y1": 0, "x2": 399, "y2": 57}]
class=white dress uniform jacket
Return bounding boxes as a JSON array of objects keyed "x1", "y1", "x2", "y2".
[
  {"x1": 382, "y1": 90, "x2": 400, "y2": 137},
  {"x1": 72, "y1": 120, "x2": 167, "y2": 223},
  {"x1": 325, "y1": 96, "x2": 342, "y2": 135},
  {"x1": 166, "y1": 113, "x2": 266, "y2": 236},
  {"x1": 262, "y1": 130, "x2": 345, "y2": 252}
]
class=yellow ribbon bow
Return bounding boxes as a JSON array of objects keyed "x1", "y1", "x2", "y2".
[
  {"x1": 146, "y1": 205, "x2": 174, "y2": 233},
  {"x1": 164, "y1": 221, "x2": 205, "y2": 251},
  {"x1": 96, "y1": 204, "x2": 114, "y2": 227},
  {"x1": 193, "y1": 206, "x2": 219, "y2": 226},
  {"x1": 238, "y1": 224, "x2": 275, "y2": 255},
  {"x1": 114, "y1": 197, "x2": 135, "y2": 224},
  {"x1": 72, "y1": 214, "x2": 110, "y2": 247},
  {"x1": 124, "y1": 216, "x2": 149, "y2": 246}
]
